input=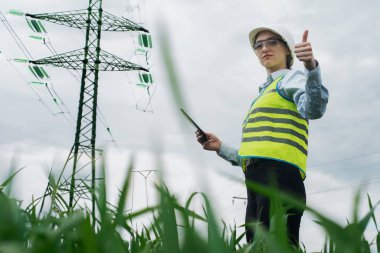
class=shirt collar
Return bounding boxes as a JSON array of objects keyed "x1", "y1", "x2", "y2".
[{"x1": 259, "y1": 69, "x2": 290, "y2": 90}]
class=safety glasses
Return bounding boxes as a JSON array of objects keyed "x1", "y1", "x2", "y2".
[{"x1": 253, "y1": 38, "x2": 286, "y2": 51}]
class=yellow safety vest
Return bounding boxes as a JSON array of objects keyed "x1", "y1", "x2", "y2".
[{"x1": 238, "y1": 74, "x2": 308, "y2": 179}]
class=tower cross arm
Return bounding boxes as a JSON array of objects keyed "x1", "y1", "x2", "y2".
[
  {"x1": 30, "y1": 48, "x2": 149, "y2": 72},
  {"x1": 102, "y1": 12, "x2": 149, "y2": 32},
  {"x1": 98, "y1": 50, "x2": 149, "y2": 71},
  {"x1": 26, "y1": 10, "x2": 149, "y2": 33},
  {"x1": 26, "y1": 10, "x2": 89, "y2": 30}
]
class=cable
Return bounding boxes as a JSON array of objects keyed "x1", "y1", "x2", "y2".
[
  {"x1": 125, "y1": 0, "x2": 142, "y2": 24},
  {"x1": 124, "y1": 71, "x2": 155, "y2": 113},
  {"x1": 124, "y1": 33, "x2": 139, "y2": 106},
  {"x1": 124, "y1": 2, "x2": 156, "y2": 113},
  {"x1": 6, "y1": 58, "x2": 56, "y2": 115},
  {"x1": 307, "y1": 184, "x2": 380, "y2": 207},
  {"x1": 44, "y1": 82, "x2": 73, "y2": 116},
  {"x1": 0, "y1": 12, "x2": 33, "y2": 59},
  {"x1": 96, "y1": 106, "x2": 118, "y2": 146},
  {"x1": 309, "y1": 177, "x2": 380, "y2": 196},
  {"x1": 1, "y1": 12, "x2": 76, "y2": 128},
  {"x1": 137, "y1": 83, "x2": 155, "y2": 113},
  {"x1": 124, "y1": 72, "x2": 139, "y2": 106},
  {"x1": 315, "y1": 162, "x2": 380, "y2": 175},
  {"x1": 308, "y1": 150, "x2": 380, "y2": 168},
  {"x1": 4, "y1": 53, "x2": 72, "y2": 124}
]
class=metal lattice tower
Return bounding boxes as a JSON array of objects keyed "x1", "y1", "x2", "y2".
[{"x1": 26, "y1": 0, "x2": 149, "y2": 219}]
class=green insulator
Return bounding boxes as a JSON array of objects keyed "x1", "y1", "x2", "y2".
[
  {"x1": 29, "y1": 81, "x2": 46, "y2": 86},
  {"x1": 8, "y1": 9, "x2": 24, "y2": 16},
  {"x1": 13, "y1": 58, "x2": 29, "y2": 63},
  {"x1": 29, "y1": 35, "x2": 45, "y2": 41}
]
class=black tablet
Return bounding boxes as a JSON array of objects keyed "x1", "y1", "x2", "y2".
[{"x1": 180, "y1": 108, "x2": 208, "y2": 143}]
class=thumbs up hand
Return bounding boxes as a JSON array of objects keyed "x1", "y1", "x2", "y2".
[{"x1": 295, "y1": 30, "x2": 317, "y2": 70}]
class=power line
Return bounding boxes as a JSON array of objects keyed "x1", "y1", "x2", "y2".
[
  {"x1": 0, "y1": 11, "x2": 33, "y2": 59},
  {"x1": 314, "y1": 161, "x2": 380, "y2": 175},
  {"x1": 1, "y1": 11, "x2": 76, "y2": 128},
  {"x1": 308, "y1": 178, "x2": 380, "y2": 196},
  {"x1": 308, "y1": 150, "x2": 380, "y2": 168},
  {"x1": 3, "y1": 57, "x2": 55, "y2": 115}
]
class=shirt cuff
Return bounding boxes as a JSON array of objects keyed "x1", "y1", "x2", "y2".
[
  {"x1": 217, "y1": 142, "x2": 229, "y2": 157},
  {"x1": 217, "y1": 142, "x2": 240, "y2": 166},
  {"x1": 304, "y1": 60, "x2": 320, "y2": 76}
]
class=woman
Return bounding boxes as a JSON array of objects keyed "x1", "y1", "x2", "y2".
[{"x1": 195, "y1": 25, "x2": 328, "y2": 246}]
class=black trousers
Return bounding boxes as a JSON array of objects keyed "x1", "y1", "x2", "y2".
[{"x1": 244, "y1": 158, "x2": 306, "y2": 246}]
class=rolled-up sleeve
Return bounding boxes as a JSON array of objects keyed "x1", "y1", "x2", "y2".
[
  {"x1": 217, "y1": 142, "x2": 241, "y2": 167},
  {"x1": 279, "y1": 64, "x2": 329, "y2": 119}
]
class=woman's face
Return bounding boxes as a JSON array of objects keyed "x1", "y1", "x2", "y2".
[{"x1": 254, "y1": 30, "x2": 290, "y2": 73}]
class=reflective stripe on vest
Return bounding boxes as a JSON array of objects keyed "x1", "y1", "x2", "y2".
[{"x1": 238, "y1": 74, "x2": 308, "y2": 179}]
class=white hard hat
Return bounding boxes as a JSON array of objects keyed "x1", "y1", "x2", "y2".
[{"x1": 248, "y1": 25, "x2": 295, "y2": 67}]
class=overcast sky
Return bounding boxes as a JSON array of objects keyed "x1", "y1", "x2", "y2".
[{"x1": 1, "y1": 0, "x2": 380, "y2": 251}]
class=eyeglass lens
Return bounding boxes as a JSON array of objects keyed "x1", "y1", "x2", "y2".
[{"x1": 254, "y1": 39, "x2": 282, "y2": 51}]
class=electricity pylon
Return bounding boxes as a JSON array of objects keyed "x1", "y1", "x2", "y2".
[{"x1": 25, "y1": 0, "x2": 149, "y2": 220}]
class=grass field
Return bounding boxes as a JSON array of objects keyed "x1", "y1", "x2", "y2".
[{"x1": 0, "y1": 159, "x2": 379, "y2": 253}]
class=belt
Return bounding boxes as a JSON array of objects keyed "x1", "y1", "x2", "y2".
[
  {"x1": 245, "y1": 158, "x2": 262, "y2": 168},
  {"x1": 245, "y1": 158, "x2": 298, "y2": 171}
]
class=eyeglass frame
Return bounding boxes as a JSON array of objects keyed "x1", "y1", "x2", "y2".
[{"x1": 252, "y1": 37, "x2": 288, "y2": 51}]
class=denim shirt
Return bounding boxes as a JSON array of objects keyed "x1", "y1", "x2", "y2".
[{"x1": 218, "y1": 64, "x2": 329, "y2": 167}]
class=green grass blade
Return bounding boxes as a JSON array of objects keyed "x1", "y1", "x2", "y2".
[
  {"x1": 96, "y1": 157, "x2": 107, "y2": 227},
  {"x1": 175, "y1": 203, "x2": 206, "y2": 222},
  {"x1": 77, "y1": 215, "x2": 100, "y2": 253},
  {"x1": 0, "y1": 167, "x2": 24, "y2": 195},
  {"x1": 158, "y1": 24, "x2": 187, "y2": 110},
  {"x1": 357, "y1": 200, "x2": 380, "y2": 234},
  {"x1": 125, "y1": 206, "x2": 158, "y2": 221},
  {"x1": 367, "y1": 194, "x2": 379, "y2": 232},
  {"x1": 115, "y1": 156, "x2": 134, "y2": 226},
  {"x1": 0, "y1": 193, "x2": 27, "y2": 243},
  {"x1": 353, "y1": 187, "x2": 362, "y2": 224},
  {"x1": 329, "y1": 237, "x2": 334, "y2": 253},
  {"x1": 197, "y1": 192, "x2": 228, "y2": 253},
  {"x1": 157, "y1": 184, "x2": 180, "y2": 253}
]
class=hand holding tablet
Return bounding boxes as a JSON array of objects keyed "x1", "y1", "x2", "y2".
[
  {"x1": 180, "y1": 108, "x2": 223, "y2": 153},
  {"x1": 180, "y1": 108, "x2": 208, "y2": 144}
]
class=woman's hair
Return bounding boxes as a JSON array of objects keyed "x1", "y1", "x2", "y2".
[{"x1": 286, "y1": 55, "x2": 292, "y2": 69}]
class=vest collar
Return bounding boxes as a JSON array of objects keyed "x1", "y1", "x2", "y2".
[
  {"x1": 270, "y1": 69, "x2": 290, "y2": 81},
  {"x1": 259, "y1": 69, "x2": 290, "y2": 91}
]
